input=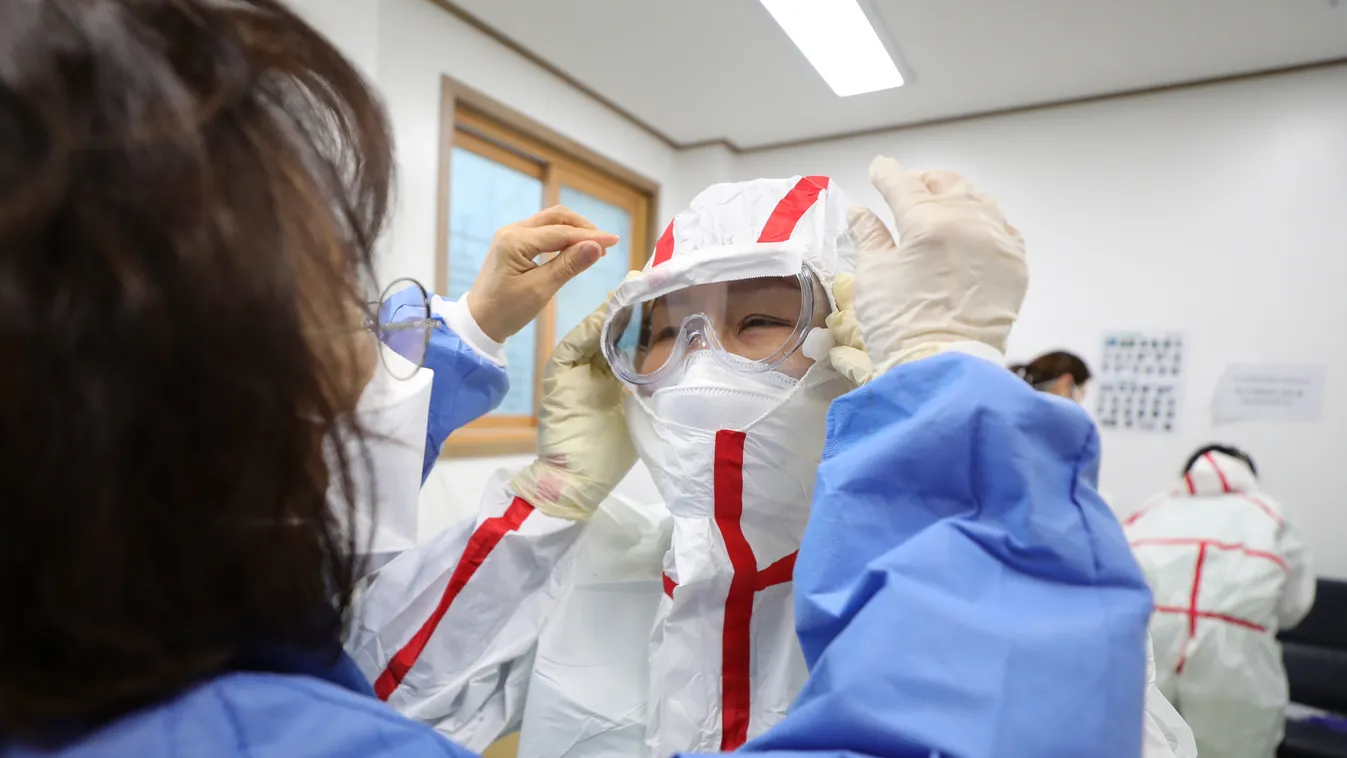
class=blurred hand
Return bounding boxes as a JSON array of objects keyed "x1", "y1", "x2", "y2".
[
  {"x1": 848, "y1": 156, "x2": 1028, "y2": 371},
  {"x1": 467, "y1": 206, "x2": 621, "y2": 342}
]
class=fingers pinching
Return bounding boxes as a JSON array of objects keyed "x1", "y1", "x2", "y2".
[
  {"x1": 538, "y1": 240, "x2": 604, "y2": 290},
  {"x1": 515, "y1": 225, "x2": 620, "y2": 258}
]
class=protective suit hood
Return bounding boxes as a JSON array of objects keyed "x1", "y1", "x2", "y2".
[{"x1": 1180, "y1": 450, "x2": 1260, "y2": 498}]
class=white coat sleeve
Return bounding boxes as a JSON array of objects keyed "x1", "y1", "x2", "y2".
[
  {"x1": 1276, "y1": 511, "x2": 1316, "y2": 630},
  {"x1": 345, "y1": 471, "x2": 586, "y2": 753}
]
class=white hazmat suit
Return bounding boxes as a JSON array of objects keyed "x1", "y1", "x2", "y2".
[{"x1": 1127, "y1": 449, "x2": 1316, "y2": 758}]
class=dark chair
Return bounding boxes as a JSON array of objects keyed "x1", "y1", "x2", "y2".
[{"x1": 1279, "y1": 579, "x2": 1347, "y2": 758}]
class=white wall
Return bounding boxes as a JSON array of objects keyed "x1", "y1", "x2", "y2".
[
  {"x1": 734, "y1": 64, "x2": 1347, "y2": 578},
  {"x1": 286, "y1": 0, "x2": 380, "y2": 80}
]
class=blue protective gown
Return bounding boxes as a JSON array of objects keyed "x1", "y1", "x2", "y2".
[{"x1": 710, "y1": 353, "x2": 1154, "y2": 758}]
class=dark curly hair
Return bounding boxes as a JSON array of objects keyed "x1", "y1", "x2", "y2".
[{"x1": 0, "y1": 0, "x2": 393, "y2": 737}]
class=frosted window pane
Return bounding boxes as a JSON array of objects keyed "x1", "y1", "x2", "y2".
[{"x1": 448, "y1": 147, "x2": 542, "y2": 416}]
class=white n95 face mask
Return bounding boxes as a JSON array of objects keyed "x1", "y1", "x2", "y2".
[{"x1": 327, "y1": 343, "x2": 433, "y2": 572}]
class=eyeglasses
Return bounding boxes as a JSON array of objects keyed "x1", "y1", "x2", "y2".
[{"x1": 367, "y1": 277, "x2": 437, "y2": 381}]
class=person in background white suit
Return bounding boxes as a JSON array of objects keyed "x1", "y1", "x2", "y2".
[{"x1": 1127, "y1": 444, "x2": 1316, "y2": 758}]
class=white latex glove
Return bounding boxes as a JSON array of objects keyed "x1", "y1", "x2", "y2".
[
  {"x1": 510, "y1": 303, "x2": 635, "y2": 520},
  {"x1": 825, "y1": 273, "x2": 876, "y2": 386},
  {"x1": 849, "y1": 156, "x2": 1028, "y2": 372}
]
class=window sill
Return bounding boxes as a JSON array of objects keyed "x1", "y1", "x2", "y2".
[{"x1": 441, "y1": 426, "x2": 537, "y2": 458}]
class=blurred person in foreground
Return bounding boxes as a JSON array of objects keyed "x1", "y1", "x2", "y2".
[{"x1": 0, "y1": 1, "x2": 618, "y2": 756}]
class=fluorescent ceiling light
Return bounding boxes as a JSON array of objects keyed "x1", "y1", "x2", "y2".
[{"x1": 759, "y1": 0, "x2": 904, "y2": 97}]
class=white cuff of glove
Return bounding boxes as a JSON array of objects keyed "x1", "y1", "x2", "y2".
[{"x1": 434, "y1": 293, "x2": 507, "y2": 367}]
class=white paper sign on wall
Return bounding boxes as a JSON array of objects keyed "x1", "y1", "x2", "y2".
[
  {"x1": 1212, "y1": 364, "x2": 1327, "y2": 424},
  {"x1": 1095, "y1": 331, "x2": 1185, "y2": 433}
]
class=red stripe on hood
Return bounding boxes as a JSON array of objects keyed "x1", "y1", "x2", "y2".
[
  {"x1": 650, "y1": 220, "x2": 676, "y2": 267},
  {"x1": 1203, "y1": 453, "x2": 1233, "y2": 493},
  {"x1": 757, "y1": 176, "x2": 829, "y2": 244}
]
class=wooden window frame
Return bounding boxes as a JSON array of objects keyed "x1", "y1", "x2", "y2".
[{"x1": 436, "y1": 76, "x2": 658, "y2": 458}]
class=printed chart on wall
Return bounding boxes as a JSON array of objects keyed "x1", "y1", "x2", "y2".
[{"x1": 1095, "y1": 332, "x2": 1185, "y2": 433}]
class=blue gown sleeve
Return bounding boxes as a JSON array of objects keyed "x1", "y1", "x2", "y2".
[
  {"x1": 725, "y1": 353, "x2": 1153, "y2": 758},
  {"x1": 380, "y1": 288, "x2": 509, "y2": 481}
]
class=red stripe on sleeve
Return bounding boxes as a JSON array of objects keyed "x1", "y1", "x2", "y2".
[
  {"x1": 663, "y1": 573, "x2": 677, "y2": 599},
  {"x1": 650, "y1": 220, "x2": 676, "y2": 267},
  {"x1": 756, "y1": 176, "x2": 830, "y2": 244},
  {"x1": 1184, "y1": 473, "x2": 1196, "y2": 495},
  {"x1": 373, "y1": 497, "x2": 534, "y2": 700},
  {"x1": 713, "y1": 430, "x2": 755, "y2": 751}
]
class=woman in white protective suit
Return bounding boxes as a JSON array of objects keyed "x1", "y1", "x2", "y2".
[
  {"x1": 350, "y1": 175, "x2": 855, "y2": 755},
  {"x1": 348, "y1": 165, "x2": 1182, "y2": 758},
  {"x1": 1127, "y1": 444, "x2": 1316, "y2": 758}
]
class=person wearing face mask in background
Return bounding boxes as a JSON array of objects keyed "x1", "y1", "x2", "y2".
[{"x1": 1010, "y1": 349, "x2": 1092, "y2": 402}]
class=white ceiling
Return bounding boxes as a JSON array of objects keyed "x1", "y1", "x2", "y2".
[{"x1": 446, "y1": 0, "x2": 1347, "y2": 150}]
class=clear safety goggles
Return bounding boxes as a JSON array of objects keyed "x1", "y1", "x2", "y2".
[{"x1": 601, "y1": 266, "x2": 819, "y2": 387}]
